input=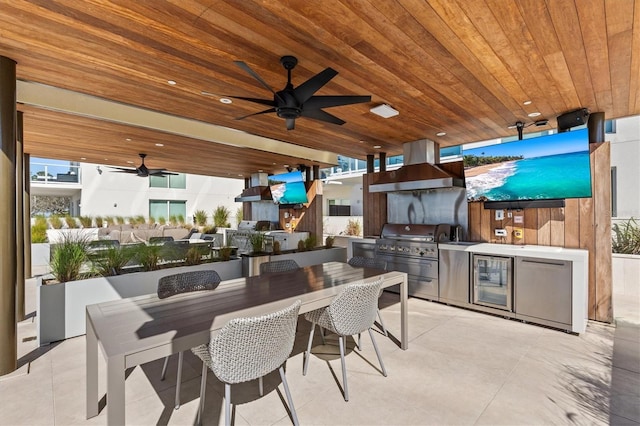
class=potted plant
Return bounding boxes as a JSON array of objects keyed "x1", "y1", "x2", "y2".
[
  {"x1": 213, "y1": 205, "x2": 231, "y2": 228},
  {"x1": 325, "y1": 235, "x2": 335, "y2": 248},
  {"x1": 249, "y1": 233, "x2": 266, "y2": 254},
  {"x1": 49, "y1": 232, "x2": 91, "y2": 283},
  {"x1": 194, "y1": 209, "x2": 208, "y2": 227}
]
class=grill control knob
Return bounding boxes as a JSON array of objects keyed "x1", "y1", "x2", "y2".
[{"x1": 419, "y1": 251, "x2": 424, "y2": 256}]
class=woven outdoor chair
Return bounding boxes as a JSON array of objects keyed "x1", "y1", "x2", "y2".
[
  {"x1": 191, "y1": 300, "x2": 301, "y2": 426},
  {"x1": 259, "y1": 259, "x2": 300, "y2": 275},
  {"x1": 347, "y1": 256, "x2": 388, "y2": 337},
  {"x1": 303, "y1": 278, "x2": 386, "y2": 402},
  {"x1": 157, "y1": 270, "x2": 221, "y2": 410}
]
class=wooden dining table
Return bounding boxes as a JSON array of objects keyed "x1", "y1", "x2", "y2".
[{"x1": 85, "y1": 261, "x2": 408, "y2": 425}]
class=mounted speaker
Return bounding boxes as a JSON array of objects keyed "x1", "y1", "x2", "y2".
[{"x1": 557, "y1": 108, "x2": 590, "y2": 132}]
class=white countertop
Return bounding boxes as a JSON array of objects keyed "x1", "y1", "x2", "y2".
[{"x1": 439, "y1": 242, "x2": 588, "y2": 262}]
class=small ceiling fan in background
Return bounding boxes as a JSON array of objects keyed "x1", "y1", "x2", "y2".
[
  {"x1": 109, "y1": 153, "x2": 177, "y2": 177},
  {"x1": 228, "y1": 55, "x2": 371, "y2": 130}
]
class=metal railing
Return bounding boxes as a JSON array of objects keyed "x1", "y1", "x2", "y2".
[{"x1": 30, "y1": 162, "x2": 81, "y2": 184}]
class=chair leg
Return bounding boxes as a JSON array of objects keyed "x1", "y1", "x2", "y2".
[
  {"x1": 377, "y1": 308, "x2": 388, "y2": 337},
  {"x1": 303, "y1": 322, "x2": 316, "y2": 376},
  {"x1": 160, "y1": 355, "x2": 170, "y2": 380},
  {"x1": 224, "y1": 383, "x2": 231, "y2": 426},
  {"x1": 368, "y1": 328, "x2": 387, "y2": 377},
  {"x1": 338, "y1": 335, "x2": 348, "y2": 401},
  {"x1": 279, "y1": 367, "x2": 300, "y2": 426},
  {"x1": 174, "y1": 351, "x2": 183, "y2": 409},
  {"x1": 196, "y1": 362, "x2": 207, "y2": 426},
  {"x1": 357, "y1": 333, "x2": 361, "y2": 350},
  {"x1": 259, "y1": 376, "x2": 264, "y2": 396},
  {"x1": 319, "y1": 324, "x2": 326, "y2": 345}
]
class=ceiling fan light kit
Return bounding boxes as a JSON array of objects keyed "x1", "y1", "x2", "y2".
[
  {"x1": 370, "y1": 104, "x2": 399, "y2": 118},
  {"x1": 229, "y1": 56, "x2": 371, "y2": 130}
]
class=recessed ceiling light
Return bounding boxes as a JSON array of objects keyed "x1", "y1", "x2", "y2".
[
  {"x1": 167, "y1": 80, "x2": 177, "y2": 85},
  {"x1": 528, "y1": 112, "x2": 541, "y2": 117},
  {"x1": 238, "y1": 174, "x2": 243, "y2": 177},
  {"x1": 283, "y1": 164, "x2": 289, "y2": 168},
  {"x1": 436, "y1": 132, "x2": 447, "y2": 137},
  {"x1": 373, "y1": 145, "x2": 382, "y2": 149},
  {"x1": 155, "y1": 143, "x2": 164, "y2": 147},
  {"x1": 80, "y1": 157, "x2": 86, "y2": 160},
  {"x1": 125, "y1": 138, "x2": 131, "y2": 142},
  {"x1": 220, "y1": 98, "x2": 233, "y2": 104},
  {"x1": 104, "y1": 158, "x2": 108, "y2": 161},
  {"x1": 359, "y1": 140, "x2": 365, "y2": 143},
  {"x1": 523, "y1": 100, "x2": 532, "y2": 105},
  {"x1": 127, "y1": 161, "x2": 134, "y2": 164}
]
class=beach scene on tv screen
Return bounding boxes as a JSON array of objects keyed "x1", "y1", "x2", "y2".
[
  {"x1": 463, "y1": 128, "x2": 592, "y2": 202},
  {"x1": 268, "y1": 171, "x2": 308, "y2": 204}
]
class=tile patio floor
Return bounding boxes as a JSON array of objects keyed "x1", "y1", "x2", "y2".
[{"x1": 0, "y1": 276, "x2": 638, "y2": 425}]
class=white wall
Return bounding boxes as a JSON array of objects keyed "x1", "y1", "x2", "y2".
[
  {"x1": 609, "y1": 115, "x2": 640, "y2": 220},
  {"x1": 323, "y1": 180, "x2": 364, "y2": 216},
  {"x1": 78, "y1": 163, "x2": 245, "y2": 225}
]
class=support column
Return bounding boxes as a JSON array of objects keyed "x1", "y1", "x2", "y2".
[
  {"x1": 16, "y1": 111, "x2": 24, "y2": 320},
  {"x1": 312, "y1": 165, "x2": 319, "y2": 181},
  {"x1": 366, "y1": 154, "x2": 374, "y2": 173},
  {"x1": 0, "y1": 56, "x2": 17, "y2": 376},
  {"x1": 24, "y1": 152, "x2": 31, "y2": 279},
  {"x1": 379, "y1": 152, "x2": 387, "y2": 172}
]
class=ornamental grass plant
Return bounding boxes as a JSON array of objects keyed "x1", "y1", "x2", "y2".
[{"x1": 612, "y1": 217, "x2": 640, "y2": 255}]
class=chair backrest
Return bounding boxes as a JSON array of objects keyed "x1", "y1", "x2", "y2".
[
  {"x1": 259, "y1": 259, "x2": 300, "y2": 274},
  {"x1": 348, "y1": 256, "x2": 386, "y2": 270},
  {"x1": 327, "y1": 278, "x2": 383, "y2": 336},
  {"x1": 208, "y1": 300, "x2": 301, "y2": 384},
  {"x1": 157, "y1": 270, "x2": 221, "y2": 299}
]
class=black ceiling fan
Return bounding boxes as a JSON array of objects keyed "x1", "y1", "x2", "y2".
[
  {"x1": 229, "y1": 55, "x2": 371, "y2": 130},
  {"x1": 109, "y1": 153, "x2": 177, "y2": 177}
]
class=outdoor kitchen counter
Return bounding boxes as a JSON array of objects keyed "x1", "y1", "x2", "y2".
[{"x1": 438, "y1": 242, "x2": 588, "y2": 263}]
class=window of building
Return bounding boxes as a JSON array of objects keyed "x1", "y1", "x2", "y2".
[
  {"x1": 149, "y1": 173, "x2": 186, "y2": 189},
  {"x1": 328, "y1": 199, "x2": 351, "y2": 216},
  {"x1": 605, "y1": 119, "x2": 617, "y2": 134},
  {"x1": 149, "y1": 200, "x2": 187, "y2": 221}
]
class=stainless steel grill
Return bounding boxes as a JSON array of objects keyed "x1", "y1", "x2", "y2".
[{"x1": 375, "y1": 223, "x2": 450, "y2": 300}]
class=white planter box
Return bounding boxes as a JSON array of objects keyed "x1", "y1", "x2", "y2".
[
  {"x1": 612, "y1": 253, "x2": 640, "y2": 297},
  {"x1": 37, "y1": 260, "x2": 242, "y2": 345}
]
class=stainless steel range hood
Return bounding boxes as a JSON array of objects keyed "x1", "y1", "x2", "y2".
[
  {"x1": 234, "y1": 173, "x2": 273, "y2": 202},
  {"x1": 369, "y1": 139, "x2": 464, "y2": 192}
]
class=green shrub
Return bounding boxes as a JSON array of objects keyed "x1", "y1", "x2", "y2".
[
  {"x1": 297, "y1": 239, "x2": 306, "y2": 252},
  {"x1": 305, "y1": 235, "x2": 318, "y2": 250},
  {"x1": 236, "y1": 207, "x2": 243, "y2": 226},
  {"x1": 50, "y1": 214, "x2": 63, "y2": 229},
  {"x1": 49, "y1": 233, "x2": 91, "y2": 282},
  {"x1": 169, "y1": 215, "x2": 177, "y2": 226},
  {"x1": 249, "y1": 233, "x2": 265, "y2": 253},
  {"x1": 158, "y1": 216, "x2": 166, "y2": 225},
  {"x1": 177, "y1": 214, "x2": 185, "y2": 225},
  {"x1": 64, "y1": 216, "x2": 78, "y2": 229},
  {"x1": 202, "y1": 225, "x2": 217, "y2": 234},
  {"x1": 194, "y1": 209, "x2": 208, "y2": 226},
  {"x1": 344, "y1": 219, "x2": 362, "y2": 236},
  {"x1": 79, "y1": 216, "x2": 92, "y2": 227},
  {"x1": 95, "y1": 216, "x2": 104, "y2": 228},
  {"x1": 213, "y1": 206, "x2": 231, "y2": 227},
  {"x1": 31, "y1": 216, "x2": 48, "y2": 243},
  {"x1": 133, "y1": 244, "x2": 162, "y2": 271},
  {"x1": 115, "y1": 216, "x2": 125, "y2": 225},
  {"x1": 612, "y1": 218, "x2": 640, "y2": 255},
  {"x1": 104, "y1": 216, "x2": 115, "y2": 226},
  {"x1": 89, "y1": 246, "x2": 135, "y2": 276},
  {"x1": 325, "y1": 235, "x2": 335, "y2": 248},
  {"x1": 148, "y1": 216, "x2": 156, "y2": 225}
]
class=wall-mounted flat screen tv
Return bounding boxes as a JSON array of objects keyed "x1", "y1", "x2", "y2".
[
  {"x1": 268, "y1": 171, "x2": 309, "y2": 205},
  {"x1": 463, "y1": 128, "x2": 592, "y2": 202}
]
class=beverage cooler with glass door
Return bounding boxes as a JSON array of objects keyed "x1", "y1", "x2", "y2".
[{"x1": 472, "y1": 254, "x2": 513, "y2": 311}]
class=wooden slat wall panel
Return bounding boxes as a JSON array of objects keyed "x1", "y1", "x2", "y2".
[
  {"x1": 467, "y1": 142, "x2": 612, "y2": 322},
  {"x1": 289, "y1": 180, "x2": 322, "y2": 245},
  {"x1": 593, "y1": 143, "x2": 612, "y2": 322},
  {"x1": 362, "y1": 173, "x2": 387, "y2": 237}
]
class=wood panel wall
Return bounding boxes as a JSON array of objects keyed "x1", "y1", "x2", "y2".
[
  {"x1": 279, "y1": 180, "x2": 323, "y2": 246},
  {"x1": 362, "y1": 173, "x2": 387, "y2": 237},
  {"x1": 467, "y1": 142, "x2": 612, "y2": 322}
]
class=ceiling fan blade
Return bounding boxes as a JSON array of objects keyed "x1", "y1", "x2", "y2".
[
  {"x1": 294, "y1": 67, "x2": 338, "y2": 104},
  {"x1": 300, "y1": 108, "x2": 346, "y2": 125},
  {"x1": 108, "y1": 166, "x2": 138, "y2": 173},
  {"x1": 225, "y1": 96, "x2": 276, "y2": 107},
  {"x1": 304, "y1": 95, "x2": 371, "y2": 109},
  {"x1": 286, "y1": 118, "x2": 296, "y2": 130},
  {"x1": 235, "y1": 108, "x2": 276, "y2": 120},
  {"x1": 234, "y1": 61, "x2": 284, "y2": 103},
  {"x1": 149, "y1": 170, "x2": 178, "y2": 176}
]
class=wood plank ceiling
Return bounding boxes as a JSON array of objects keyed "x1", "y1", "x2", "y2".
[{"x1": 1, "y1": 0, "x2": 638, "y2": 178}]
